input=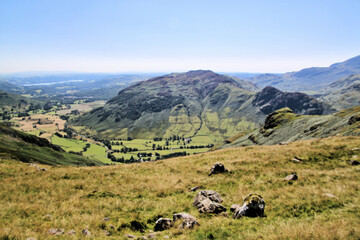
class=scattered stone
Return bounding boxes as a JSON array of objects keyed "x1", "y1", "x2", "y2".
[
  {"x1": 103, "y1": 217, "x2": 110, "y2": 221},
  {"x1": 233, "y1": 194, "x2": 266, "y2": 219},
  {"x1": 291, "y1": 157, "x2": 302, "y2": 163},
  {"x1": 193, "y1": 190, "x2": 223, "y2": 207},
  {"x1": 351, "y1": 148, "x2": 359, "y2": 151},
  {"x1": 108, "y1": 224, "x2": 116, "y2": 230},
  {"x1": 163, "y1": 236, "x2": 170, "y2": 239},
  {"x1": 209, "y1": 163, "x2": 229, "y2": 176},
  {"x1": 125, "y1": 234, "x2": 136, "y2": 238},
  {"x1": 104, "y1": 230, "x2": 111, "y2": 236},
  {"x1": 67, "y1": 229, "x2": 76, "y2": 235},
  {"x1": 351, "y1": 160, "x2": 360, "y2": 166},
  {"x1": 42, "y1": 214, "x2": 52, "y2": 220},
  {"x1": 352, "y1": 155, "x2": 358, "y2": 159},
  {"x1": 154, "y1": 218, "x2": 173, "y2": 231},
  {"x1": 197, "y1": 198, "x2": 227, "y2": 214},
  {"x1": 230, "y1": 204, "x2": 241, "y2": 212},
  {"x1": 323, "y1": 193, "x2": 337, "y2": 199},
  {"x1": 82, "y1": 229, "x2": 91, "y2": 236},
  {"x1": 179, "y1": 219, "x2": 200, "y2": 229},
  {"x1": 285, "y1": 174, "x2": 298, "y2": 181},
  {"x1": 137, "y1": 237, "x2": 148, "y2": 240},
  {"x1": 189, "y1": 186, "x2": 200, "y2": 192},
  {"x1": 173, "y1": 213, "x2": 196, "y2": 222},
  {"x1": 48, "y1": 228, "x2": 64, "y2": 235}
]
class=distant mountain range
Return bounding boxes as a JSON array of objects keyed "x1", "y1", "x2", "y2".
[
  {"x1": 249, "y1": 55, "x2": 360, "y2": 92},
  {"x1": 73, "y1": 70, "x2": 333, "y2": 140},
  {"x1": 318, "y1": 74, "x2": 360, "y2": 110}
]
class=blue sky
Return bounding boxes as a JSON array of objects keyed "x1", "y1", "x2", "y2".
[{"x1": 0, "y1": 0, "x2": 359, "y2": 73}]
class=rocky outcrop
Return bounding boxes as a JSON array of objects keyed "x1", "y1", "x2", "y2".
[
  {"x1": 253, "y1": 86, "x2": 334, "y2": 115},
  {"x1": 197, "y1": 198, "x2": 227, "y2": 214},
  {"x1": 233, "y1": 194, "x2": 266, "y2": 219},
  {"x1": 263, "y1": 108, "x2": 296, "y2": 129},
  {"x1": 179, "y1": 219, "x2": 200, "y2": 229},
  {"x1": 193, "y1": 190, "x2": 223, "y2": 207},
  {"x1": 209, "y1": 163, "x2": 228, "y2": 176},
  {"x1": 173, "y1": 213, "x2": 196, "y2": 221},
  {"x1": 193, "y1": 190, "x2": 226, "y2": 214},
  {"x1": 154, "y1": 218, "x2": 173, "y2": 231}
]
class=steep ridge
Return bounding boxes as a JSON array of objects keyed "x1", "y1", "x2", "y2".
[
  {"x1": 249, "y1": 55, "x2": 360, "y2": 92},
  {"x1": 73, "y1": 70, "x2": 333, "y2": 141},
  {"x1": 221, "y1": 106, "x2": 360, "y2": 148},
  {"x1": 253, "y1": 86, "x2": 334, "y2": 115}
]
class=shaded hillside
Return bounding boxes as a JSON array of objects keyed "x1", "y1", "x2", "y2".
[
  {"x1": 221, "y1": 106, "x2": 360, "y2": 148},
  {"x1": 318, "y1": 74, "x2": 360, "y2": 110},
  {"x1": 0, "y1": 90, "x2": 43, "y2": 114},
  {"x1": 0, "y1": 123, "x2": 104, "y2": 166},
  {"x1": 73, "y1": 71, "x2": 331, "y2": 140},
  {"x1": 249, "y1": 55, "x2": 360, "y2": 92}
]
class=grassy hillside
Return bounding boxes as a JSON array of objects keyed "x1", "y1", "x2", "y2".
[
  {"x1": 0, "y1": 123, "x2": 104, "y2": 166},
  {"x1": 222, "y1": 106, "x2": 360, "y2": 148},
  {"x1": 0, "y1": 136, "x2": 359, "y2": 239}
]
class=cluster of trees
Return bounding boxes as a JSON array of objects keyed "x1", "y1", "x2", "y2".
[
  {"x1": 108, "y1": 150, "x2": 188, "y2": 164},
  {"x1": 112, "y1": 147, "x2": 139, "y2": 153},
  {"x1": 180, "y1": 144, "x2": 214, "y2": 149}
]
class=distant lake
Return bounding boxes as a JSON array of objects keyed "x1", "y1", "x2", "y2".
[{"x1": 23, "y1": 79, "x2": 84, "y2": 86}]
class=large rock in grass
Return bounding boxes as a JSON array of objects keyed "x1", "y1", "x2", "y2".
[
  {"x1": 193, "y1": 190, "x2": 226, "y2": 214},
  {"x1": 193, "y1": 190, "x2": 223, "y2": 207},
  {"x1": 179, "y1": 219, "x2": 200, "y2": 229},
  {"x1": 209, "y1": 163, "x2": 229, "y2": 176},
  {"x1": 173, "y1": 213, "x2": 196, "y2": 221},
  {"x1": 233, "y1": 193, "x2": 265, "y2": 219},
  {"x1": 197, "y1": 198, "x2": 227, "y2": 214},
  {"x1": 154, "y1": 218, "x2": 173, "y2": 231}
]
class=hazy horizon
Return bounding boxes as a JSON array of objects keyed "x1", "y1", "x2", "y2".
[{"x1": 1, "y1": 0, "x2": 359, "y2": 73}]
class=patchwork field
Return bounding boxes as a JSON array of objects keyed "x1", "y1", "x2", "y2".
[
  {"x1": 110, "y1": 137, "x2": 214, "y2": 162},
  {"x1": 0, "y1": 136, "x2": 359, "y2": 239},
  {"x1": 51, "y1": 135, "x2": 111, "y2": 164},
  {"x1": 56, "y1": 100, "x2": 106, "y2": 115}
]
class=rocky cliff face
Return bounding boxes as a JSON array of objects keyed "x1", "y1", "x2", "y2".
[{"x1": 253, "y1": 86, "x2": 335, "y2": 115}]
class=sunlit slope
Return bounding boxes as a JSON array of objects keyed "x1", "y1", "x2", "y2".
[
  {"x1": 222, "y1": 106, "x2": 360, "y2": 148},
  {"x1": 0, "y1": 136, "x2": 359, "y2": 239}
]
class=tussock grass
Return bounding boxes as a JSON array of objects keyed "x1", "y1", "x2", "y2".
[{"x1": 0, "y1": 136, "x2": 359, "y2": 239}]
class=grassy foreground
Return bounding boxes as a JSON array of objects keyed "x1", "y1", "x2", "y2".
[{"x1": 0, "y1": 136, "x2": 359, "y2": 239}]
